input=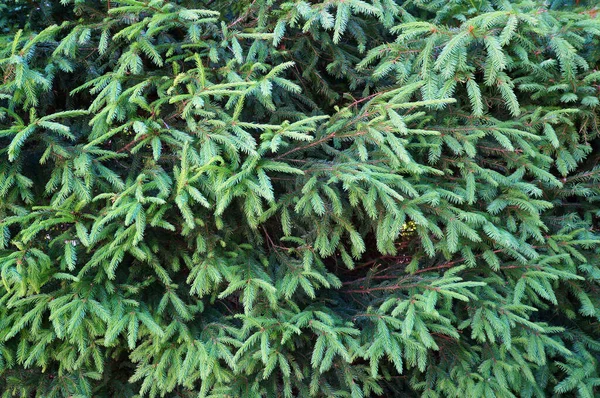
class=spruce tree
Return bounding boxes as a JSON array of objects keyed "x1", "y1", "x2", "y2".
[{"x1": 0, "y1": 0, "x2": 599, "y2": 397}]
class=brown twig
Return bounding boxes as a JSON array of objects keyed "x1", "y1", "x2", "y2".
[{"x1": 117, "y1": 134, "x2": 148, "y2": 153}]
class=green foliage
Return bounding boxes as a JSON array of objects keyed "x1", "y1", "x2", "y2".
[{"x1": 0, "y1": 0, "x2": 599, "y2": 397}]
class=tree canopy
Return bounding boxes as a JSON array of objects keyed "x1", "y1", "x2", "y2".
[{"x1": 0, "y1": 0, "x2": 599, "y2": 397}]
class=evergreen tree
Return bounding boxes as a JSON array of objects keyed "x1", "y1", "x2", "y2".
[{"x1": 0, "y1": 0, "x2": 599, "y2": 397}]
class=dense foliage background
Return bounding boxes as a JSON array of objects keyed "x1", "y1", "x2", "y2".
[{"x1": 0, "y1": 0, "x2": 599, "y2": 397}]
